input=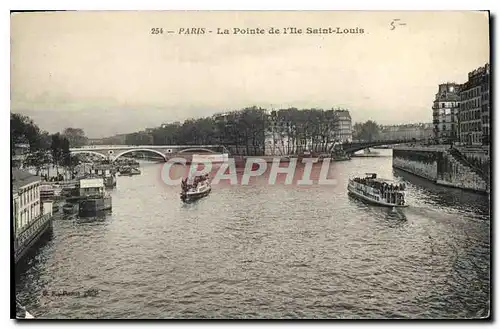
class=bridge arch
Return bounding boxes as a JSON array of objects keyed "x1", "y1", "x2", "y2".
[
  {"x1": 178, "y1": 148, "x2": 217, "y2": 154},
  {"x1": 113, "y1": 149, "x2": 167, "y2": 161},
  {"x1": 71, "y1": 150, "x2": 109, "y2": 159}
]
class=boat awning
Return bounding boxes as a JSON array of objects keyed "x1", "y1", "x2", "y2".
[{"x1": 79, "y1": 178, "x2": 104, "y2": 188}]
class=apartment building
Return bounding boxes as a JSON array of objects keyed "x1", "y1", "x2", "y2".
[
  {"x1": 459, "y1": 63, "x2": 490, "y2": 145},
  {"x1": 432, "y1": 83, "x2": 461, "y2": 144}
]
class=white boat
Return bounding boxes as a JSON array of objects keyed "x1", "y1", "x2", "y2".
[
  {"x1": 180, "y1": 176, "x2": 211, "y2": 202},
  {"x1": 347, "y1": 173, "x2": 408, "y2": 208},
  {"x1": 352, "y1": 149, "x2": 381, "y2": 157}
]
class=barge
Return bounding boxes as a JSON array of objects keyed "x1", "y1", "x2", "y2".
[{"x1": 78, "y1": 178, "x2": 112, "y2": 216}]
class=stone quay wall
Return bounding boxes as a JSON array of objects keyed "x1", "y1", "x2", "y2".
[
  {"x1": 392, "y1": 147, "x2": 488, "y2": 194},
  {"x1": 393, "y1": 148, "x2": 439, "y2": 181}
]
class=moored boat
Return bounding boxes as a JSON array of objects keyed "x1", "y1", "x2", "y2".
[
  {"x1": 351, "y1": 149, "x2": 381, "y2": 158},
  {"x1": 347, "y1": 173, "x2": 408, "y2": 208},
  {"x1": 52, "y1": 202, "x2": 60, "y2": 213},
  {"x1": 78, "y1": 178, "x2": 112, "y2": 216},
  {"x1": 118, "y1": 166, "x2": 141, "y2": 176},
  {"x1": 180, "y1": 174, "x2": 211, "y2": 202},
  {"x1": 331, "y1": 153, "x2": 351, "y2": 161},
  {"x1": 87, "y1": 165, "x2": 117, "y2": 188},
  {"x1": 62, "y1": 202, "x2": 78, "y2": 214}
]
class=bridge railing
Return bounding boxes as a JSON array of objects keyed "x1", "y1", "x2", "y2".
[
  {"x1": 70, "y1": 145, "x2": 226, "y2": 151},
  {"x1": 331, "y1": 139, "x2": 428, "y2": 152}
]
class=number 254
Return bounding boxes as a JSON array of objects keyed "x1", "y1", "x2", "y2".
[{"x1": 151, "y1": 28, "x2": 163, "y2": 34}]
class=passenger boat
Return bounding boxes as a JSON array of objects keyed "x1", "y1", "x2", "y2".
[
  {"x1": 347, "y1": 173, "x2": 408, "y2": 208},
  {"x1": 118, "y1": 166, "x2": 141, "y2": 176},
  {"x1": 180, "y1": 175, "x2": 211, "y2": 202}
]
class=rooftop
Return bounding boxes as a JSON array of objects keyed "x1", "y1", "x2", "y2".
[{"x1": 12, "y1": 169, "x2": 41, "y2": 192}]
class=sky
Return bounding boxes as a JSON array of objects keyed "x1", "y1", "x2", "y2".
[{"x1": 10, "y1": 11, "x2": 490, "y2": 138}]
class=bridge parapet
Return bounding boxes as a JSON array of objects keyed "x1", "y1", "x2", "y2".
[
  {"x1": 70, "y1": 145, "x2": 228, "y2": 162},
  {"x1": 340, "y1": 139, "x2": 427, "y2": 153}
]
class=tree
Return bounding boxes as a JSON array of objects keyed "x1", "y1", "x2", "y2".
[
  {"x1": 39, "y1": 131, "x2": 52, "y2": 149},
  {"x1": 61, "y1": 137, "x2": 71, "y2": 167},
  {"x1": 11, "y1": 113, "x2": 42, "y2": 152},
  {"x1": 24, "y1": 150, "x2": 50, "y2": 176},
  {"x1": 62, "y1": 128, "x2": 88, "y2": 147},
  {"x1": 352, "y1": 122, "x2": 363, "y2": 141},
  {"x1": 354, "y1": 120, "x2": 380, "y2": 142},
  {"x1": 51, "y1": 133, "x2": 63, "y2": 174},
  {"x1": 125, "y1": 132, "x2": 153, "y2": 145},
  {"x1": 117, "y1": 106, "x2": 349, "y2": 156},
  {"x1": 237, "y1": 107, "x2": 267, "y2": 155}
]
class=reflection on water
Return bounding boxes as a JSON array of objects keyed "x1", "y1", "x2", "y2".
[{"x1": 76, "y1": 210, "x2": 111, "y2": 223}]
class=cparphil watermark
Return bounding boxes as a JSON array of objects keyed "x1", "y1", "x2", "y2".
[{"x1": 160, "y1": 157, "x2": 337, "y2": 186}]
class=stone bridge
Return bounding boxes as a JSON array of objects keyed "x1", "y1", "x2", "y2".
[{"x1": 70, "y1": 145, "x2": 228, "y2": 161}]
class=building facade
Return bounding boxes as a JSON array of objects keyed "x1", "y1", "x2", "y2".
[
  {"x1": 379, "y1": 123, "x2": 434, "y2": 141},
  {"x1": 332, "y1": 109, "x2": 353, "y2": 143},
  {"x1": 459, "y1": 64, "x2": 490, "y2": 145},
  {"x1": 13, "y1": 169, "x2": 54, "y2": 263},
  {"x1": 12, "y1": 169, "x2": 48, "y2": 236},
  {"x1": 89, "y1": 134, "x2": 128, "y2": 145},
  {"x1": 432, "y1": 83, "x2": 461, "y2": 144}
]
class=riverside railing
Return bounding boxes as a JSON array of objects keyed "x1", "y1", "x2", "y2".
[{"x1": 14, "y1": 213, "x2": 52, "y2": 261}]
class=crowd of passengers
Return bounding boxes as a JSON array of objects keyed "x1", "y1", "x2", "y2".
[
  {"x1": 353, "y1": 177, "x2": 405, "y2": 192},
  {"x1": 181, "y1": 174, "x2": 209, "y2": 192}
]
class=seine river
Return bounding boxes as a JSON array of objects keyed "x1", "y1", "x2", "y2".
[{"x1": 15, "y1": 150, "x2": 490, "y2": 319}]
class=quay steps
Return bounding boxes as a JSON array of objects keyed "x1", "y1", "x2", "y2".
[
  {"x1": 449, "y1": 147, "x2": 489, "y2": 181},
  {"x1": 440, "y1": 151, "x2": 488, "y2": 193}
]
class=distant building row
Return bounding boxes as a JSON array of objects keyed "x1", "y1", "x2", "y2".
[
  {"x1": 433, "y1": 63, "x2": 490, "y2": 145},
  {"x1": 378, "y1": 123, "x2": 434, "y2": 141}
]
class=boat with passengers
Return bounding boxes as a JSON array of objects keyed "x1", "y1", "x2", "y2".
[
  {"x1": 180, "y1": 174, "x2": 211, "y2": 202},
  {"x1": 347, "y1": 173, "x2": 408, "y2": 208}
]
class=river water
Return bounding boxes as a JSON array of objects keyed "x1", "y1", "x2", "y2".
[{"x1": 15, "y1": 149, "x2": 490, "y2": 319}]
